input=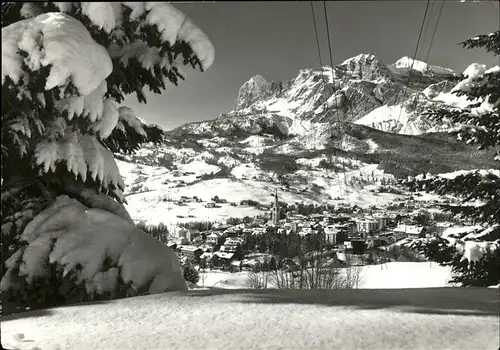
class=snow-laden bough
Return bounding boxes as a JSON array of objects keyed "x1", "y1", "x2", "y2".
[{"x1": 0, "y1": 195, "x2": 187, "y2": 297}]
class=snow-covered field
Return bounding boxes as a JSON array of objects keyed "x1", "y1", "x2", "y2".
[
  {"x1": 199, "y1": 262, "x2": 455, "y2": 289},
  {"x1": 2, "y1": 287, "x2": 498, "y2": 350},
  {"x1": 118, "y1": 158, "x2": 402, "y2": 230}
]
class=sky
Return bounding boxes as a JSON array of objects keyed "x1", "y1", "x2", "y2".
[{"x1": 123, "y1": 1, "x2": 500, "y2": 130}]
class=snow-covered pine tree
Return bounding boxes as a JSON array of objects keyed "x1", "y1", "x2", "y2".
[
  {"x1": 402, "y1": 31, "x2": 500, "y2": 287},
  {"x1": 1, "y1": 2, "x2": 214, "y2": 308}
]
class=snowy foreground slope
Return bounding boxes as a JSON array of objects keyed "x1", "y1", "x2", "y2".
[{"x1": 2, "y1": 287, "x2": 498, "y2": 350}]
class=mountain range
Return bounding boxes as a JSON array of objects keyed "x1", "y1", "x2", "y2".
[{"x1": 118, "y1": 53, "x2": 496, "y2": 227}]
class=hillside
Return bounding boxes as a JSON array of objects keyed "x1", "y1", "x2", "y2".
[{"x1": 117, "y1": 124, "x2": 495, "y2": 230}]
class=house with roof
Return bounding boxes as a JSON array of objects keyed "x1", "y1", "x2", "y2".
[
  {"x1": 211, "y1": 251, "x2": 236, "y2": 269},
  {"x1": 285, "y1": 221, "x2": 298, "y2": 233},
  {"x1": 393, "y1": 224, "x2": 425, "y2": 239},
  {"x1": 251, "y1": 227, "x2": 266, "y2": 235},
  {"x1": 206, "y1": 231, "x2": 226, "y2": 245},
  {"x1": 366, "y1": 236, "x2": 391, "y2": 249},
  {"x1": 179, "y1": 245, "x2": 203, "y2": 262},
  {"x1": 355, "y1": 218, "x2": 379, "y2": 236},
  {"x1": 372, "y1": 213, "x2": 389, "y2": 230},
  {"x1": 324, "y1": 225, "x2": 341, "y2": 245},
  {"x1": 223, "y1": 237, "x2": 244, "y2": 251}
]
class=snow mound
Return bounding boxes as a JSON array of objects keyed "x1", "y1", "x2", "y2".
[
  {"x1": 2, "y1": 12, "x2": 112, "y2": 94},
  {"x1": 3, "y1": 12, "x2": 122, "y2": 141},
  {"x1": 241, "y1": 135, "x2": 272, "y2": 148},
  {"x1": 0, "y1": 196, "x2": 187, "y2": 297},
  {"x1": 462, "y1": 63, "x2": 487, "y2": 80}
]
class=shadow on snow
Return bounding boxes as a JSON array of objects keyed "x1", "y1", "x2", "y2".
[{"x1": 184, "y1": 287, "x2": 500, "y2": 317}]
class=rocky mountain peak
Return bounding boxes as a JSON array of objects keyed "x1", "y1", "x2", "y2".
[
  {"x1": 235, "y1": 75, "x2": 271, "y2": 110},
  {"x1": 337, "y1": 53, "x2": 392, "y2": 81},
  {"x1": 172, "y1": 51, "x2": 472, "y2": 143}
]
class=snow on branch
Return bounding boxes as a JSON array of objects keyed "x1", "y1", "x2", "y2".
[
  {"x1": 14, "y1": 2, "x2": 215, "y2": 106},
  {"x1": 104, "y1": 107, "x2": 164, "y2": 154},
  {"x1": 116, "y1": 106, "x2": 148, "y2": 137},
  {"x1": 130, "y1": 2, "x2": 214, "y2": 70},
  {"x1": 48, "y1": 2, "x2": 215, "y2": 71},
  {"x1": 2, "y1": 12, "x2": 112, "y2": 95},
  {"x1": 0, "y1": 195, "x2": 187, "y2": 296},
  {"x1": 34, "y1": 133, "x2": 125, "y2": 192},
  {"x1": 3, "y1": 11, "x2": 121, "y2": 139},
  {"x1": 407, "y1": 224, "x2": 499, "y2": 267}
]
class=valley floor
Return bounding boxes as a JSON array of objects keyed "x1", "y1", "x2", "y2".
[
  {"x1": 198, "y1": 261, "x2": 455, "y2": 289},
  {"x1": 2, "y1": 288, "x2": 498, "y2": 350}
]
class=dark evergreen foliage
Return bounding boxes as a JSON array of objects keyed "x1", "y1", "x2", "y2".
[
  {"x1": 1, "y1": 2, "x2": 210, "y2": 307},
  {"x1": 182, "y1": 262, "x2": 200, "y2": 284},
  {"x1": 402, "y1": 31, "x2": 500, "y2": 286}
]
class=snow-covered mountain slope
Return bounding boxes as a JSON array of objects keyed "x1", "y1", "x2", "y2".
[
  {"x1": 172, "y1": 53, "x2": 472, "y2": 141},
  {"x1": 116, "y1": 146, "x2": 400, "y2": 231},
  {"x1": 354, "y1": 62, "x2": 495, "y2": 135},
  {"x1": 353, "y1": 95, "x2": 457, "y2": 136},
  {"x1": 116, "y1": 121, "x2": 496, "y2": 232},
  {"x1": 391, "y1": 56, "x2": 457, "y2": 77}
]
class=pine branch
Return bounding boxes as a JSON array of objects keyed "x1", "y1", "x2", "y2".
[
  {"x1": 454, "y1": 70, "x2": 500, "y2": 104},
  {"x1": 460, "y1": 31, "x2": 500, "y2": 56},
  {"x1": 422, "y1": 109, "x2": 499, "y2": 151}
]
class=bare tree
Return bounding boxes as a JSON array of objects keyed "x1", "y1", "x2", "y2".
[
  {"x1": 247, "y1": 270, "x2": 270, "y2": 289},
  {"x1": 270, "y1": 247, "x2": 364, "y2": 290},
  {"x1": 344, "y1": 265, "x2": 364, "y2": 289}
]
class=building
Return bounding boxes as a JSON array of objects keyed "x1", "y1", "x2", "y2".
[
  {"x1": 206, "y1": 232, "x2": 226, "y2": 245},
  {"x1": 393, "y1": 224, "x2": 425, "y2": 239},
  {"x1": 430, "y1": 210, "x2": 453, "y2": 222},
  {"x1": 179, "y1": 245, "x2": 203, "y2": 262},
  {"x1": 356, "y1": 219, "x2": 378, "y2": 236},
  {"x1": 372, "y1": 214, "x2": 389, "y2": 230},
  {"x1": 324, "y1": 216, "x2": 351, "y2": 225},
  {"x1": 222, "y1": 237, "x2": 243, "y2": 252},
  {"x1": 324, "y1": 225, "x2": 346, "y2": 245},
  {"x1": 366, "y1": 236, "x2": 391, "y2": 249},
  {"x1": 271, "y1": 189, "x2": 280, "y2": 226},
  {"x1": 185, "y1": 230, "x2": 198, "y2": 242},
  {"x1": 252, "y1": 227, "x2": 266, "y2": 235},
  {"x1": 178, "y1": 229, "x2": 188, "y2": 239},
  {"x1": 341, "y1": 221, "x2": 357, "y2": 236},
  {"x1": 343, "y1": 240, "x2": 367, "y2": 255},
  {"x1": 283, "y1": 221, "x2": 298, "y2": 233},
  {"x1": 211, "y1": 251, "x2": 236, "y2": 269}
]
